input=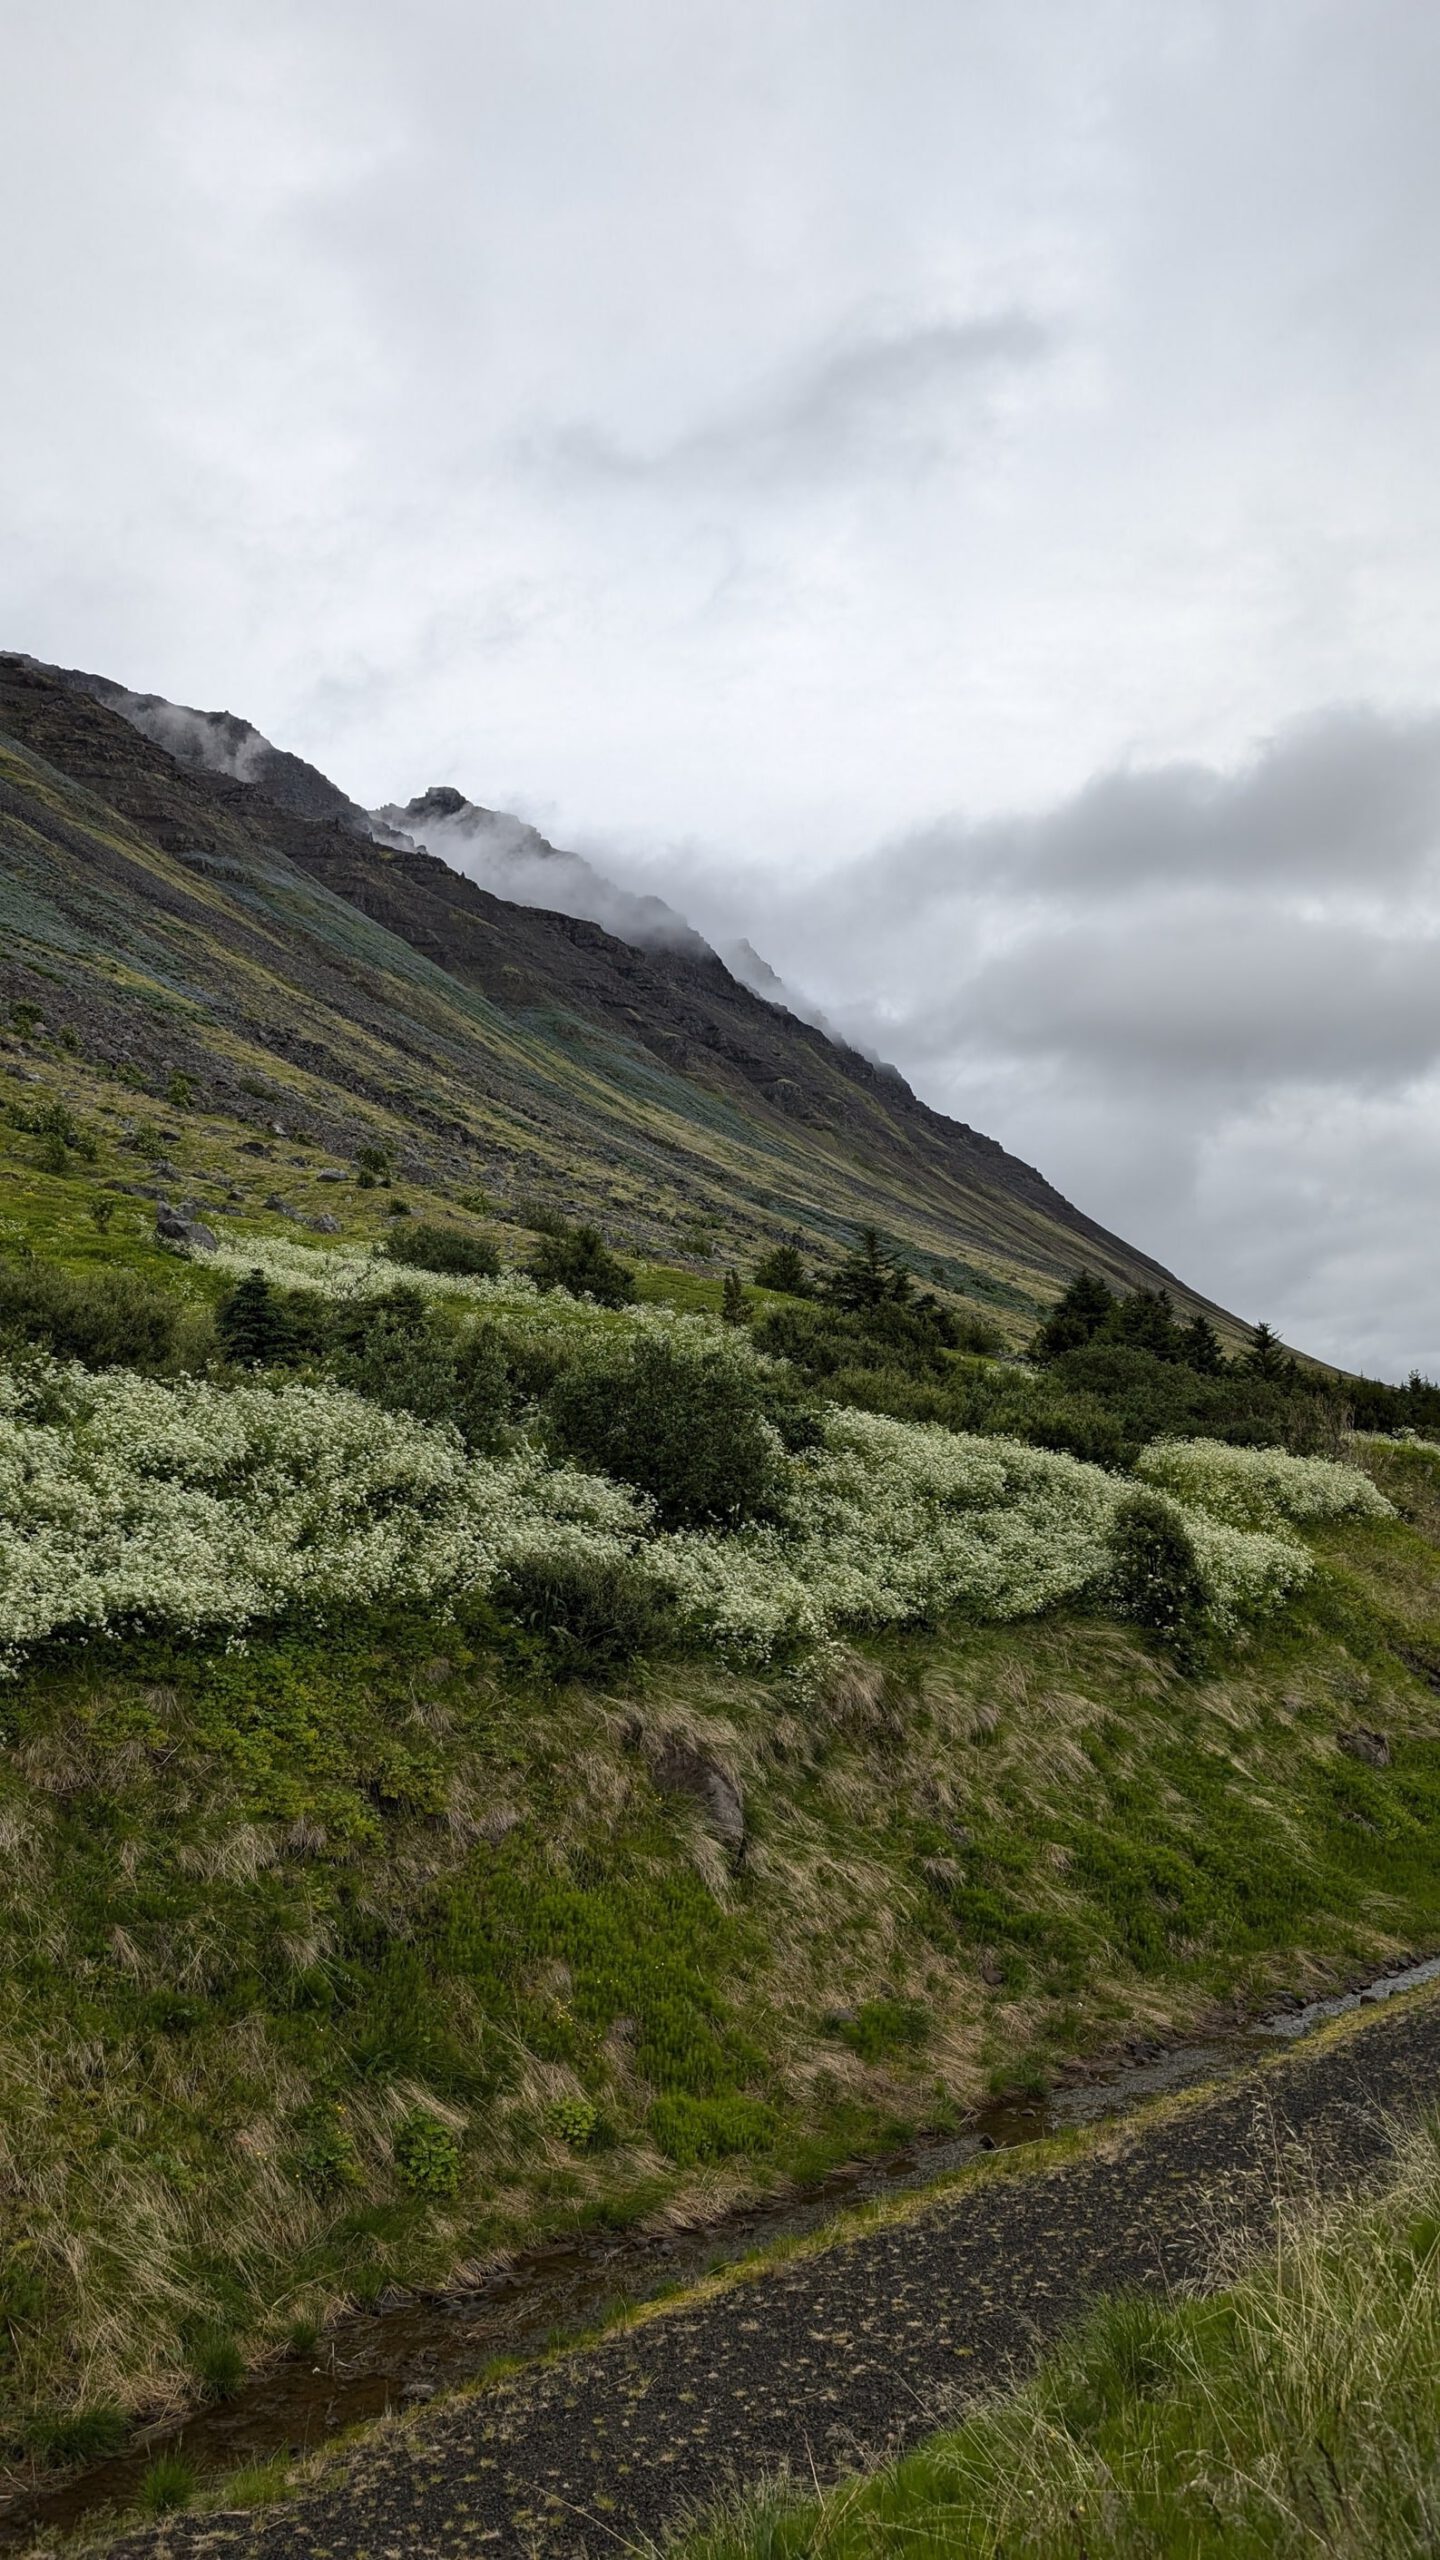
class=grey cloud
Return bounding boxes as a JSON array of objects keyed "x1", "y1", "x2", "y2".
[
  {"x1": 538, "y1": 313, "x2": 1050, "y2": 490},
  {"x1": 922, "y1": 912, "x2": 1440, "y2": 1081},
  {"x1": 872, "y1": 708, "x2": 1440, "y2": 908}
]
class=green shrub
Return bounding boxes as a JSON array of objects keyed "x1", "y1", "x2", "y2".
[
  {"x1": 546, "y1": 1333, "x2": 785, "y2": 1528},
  {"x1": 384, "y1": 1220, "x2": 500, "y2": 1279},
  {"x1": 838, "y1": 1997, "x2": 931, "y2": 2062},
  {"x1": 755, "y1": 1370, "x2": 826, "y2": 1454},
  {"x1": 529, "y1": 1221, "x2": 635, "y2": 1307},
  {"x1": 0, "y1": 1256, "x2": 202, "y2": 1372},
  {"x1": 493, "y1": 1548, "x2": 670, "y2": 1673},
  {"x1": 329, "y1": 1288, "x2": 458, "y2": 1422},
  {"x1": 137, "y1": 2453, "x2": 196, "y2": 2514},
  {"x1": 450, "y1": 1323, "x2": 512, "y2": 1451},
  {"x1": 393, "y1": 2113, "x2": 462, "y2": 2196},
  {"x1": 546, "y1": 2095, "x2": 599, "y2": 2148},
  {"x1": 1107, "y1": 1492, "x2": 1208, "y2": 1653},
  {"x1": 648, "y1": 2094, "x2": 778, "y2": 2165},
  {"x1": 25, "y1": 2404, "x2": 128, "y2": 2466},
  {"x1": 755, "y1": 1294, "x2": 958, "y2": 1390}
]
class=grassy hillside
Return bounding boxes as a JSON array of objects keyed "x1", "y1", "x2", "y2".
[
  {"x1": 2, "y1": 651, "x2": 1435, "y2": 2516},
  {"x1": 0, "y1": 1181, "x2": 1437, "y2": 2485},
  {"x1": 0, "y1": 652, "x2": 1235, "y2": 1329}
]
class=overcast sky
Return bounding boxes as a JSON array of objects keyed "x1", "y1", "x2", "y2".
[{"x1": 5, "y1": 2, "x2": 1439, "y2": 1374}]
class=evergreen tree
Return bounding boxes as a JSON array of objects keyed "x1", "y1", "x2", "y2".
[
  {"x1": 1030, "y1": 1270, "x2": 1116, "y2": 1363},
  {"x1": 1244, "y1": 1319, "x2": 1288, "y2": 1381},
  {"x1": 1182, "y1": 1313, "x2": 1225, "y2": 1375},
  {"x1": 826, "y1": 1225, "x2": 911, "y2": 1313},
  {"x1": 721, "y1": 1269, "x2": 749, "y2": 1325},
  {"x1": 752, "y1": 1241, "x2": 809, "y2": 1296},
  {"x1": 1113, "y1": 1288, "x2": 1186, "y2": 1363},
  {"x1": 218, "y1": 1269, "x2": 290, "y2": 1366}
]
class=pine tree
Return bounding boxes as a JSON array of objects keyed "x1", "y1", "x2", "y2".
[
  {"x1": 1030, "y1": 1269, "x2": 1116, "y2": 1363},
  {"x1": 1243, "y1": 1319, "x2": 1287, "y2": 1381},
  {"x1": 721, "y1": 1269, "x2": 749, "y2": 1326},
  {"x1": 752, "y1": 1241, "x2": 809, "y2": 1296},
  {"x1": 826, "y1": 1225, "x2": 911, "y2": 1312},
  {"x1": 217, "y1": 1269, "x2": 289, "y2": 1366},
  {"x1": 1182, "y1": 1313, "x2": 1225, "y2": 1375},
  {"x1": 1113, "y1": 1287, "x2": 1186, "y2": 1363}
]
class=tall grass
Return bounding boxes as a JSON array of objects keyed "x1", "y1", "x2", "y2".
[{"x1": 682, "y1": 2115, "x2": 1440, "y2": 2560}]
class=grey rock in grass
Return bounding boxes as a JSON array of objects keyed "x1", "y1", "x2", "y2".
[
  {"x1": 649, "y1": 1733, "x2": 747, "y2": 1855},
  {"x1": 154, "y1": 1204, "x2": 218, "y2": 1251}
]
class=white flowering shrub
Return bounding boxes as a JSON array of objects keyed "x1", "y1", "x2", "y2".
[
  {"x1": 650, "y1": 1412, "x2": 1310, "y2": 1660},
  {"x1": 0, "y1": 1336, "x2": 1326, "y2": 1674},
  {"x1": 1136, "y1": 1438, "x2": 1392, "y2": 1530},
  {"x1": 199, "y1": 1234, "x2": 553, "y2": 1315},
  {"x1": 0, "y1": 1362, "x2": 647, "y2": 1671}
]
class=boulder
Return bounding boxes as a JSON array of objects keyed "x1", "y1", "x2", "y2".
[
  {"x1": 309, "y1": 1212, "x2": 340, "y2": 1234},
  {"x1": 154, "y1": 1204, "x2": 218, "y2": 1251},
  {"x1": 649, "y1": 1733, "x2": 746, "y2": 1856}
]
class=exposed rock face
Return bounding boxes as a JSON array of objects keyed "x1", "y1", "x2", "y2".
[
  {"x1": 649, "y1": 1733, "x2": 747, "y2": 1856},
  {"x1": 44, "y1": 661, "x2": 379, "y2": 836}
]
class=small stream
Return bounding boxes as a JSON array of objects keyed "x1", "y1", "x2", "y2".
[{"x1": 7, "y1": 1950, "x2": 1437, "y2": 2550}]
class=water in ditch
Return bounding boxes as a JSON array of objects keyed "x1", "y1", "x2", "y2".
[{"x1": 6, "y1": 1949, "x2": 1437, "y2": 2549}]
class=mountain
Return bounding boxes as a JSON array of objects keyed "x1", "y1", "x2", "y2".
[
  {"x1": 0, "y1": 651, "x2": 1227, "y2": 1318},
  {"x1": 370, "y1": 785, "x2": 714, "y2": 958}
]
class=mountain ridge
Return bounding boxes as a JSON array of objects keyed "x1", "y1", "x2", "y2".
[{"x1": 0, "y1": 650, "x2": 1230, "y2": 1321}]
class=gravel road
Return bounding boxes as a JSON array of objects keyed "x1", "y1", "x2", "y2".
[{"x1": 104, "y1": 1991, "x2": 1440, "y2": 2560}]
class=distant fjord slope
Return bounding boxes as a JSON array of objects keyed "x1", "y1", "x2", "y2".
[{"x1": 0, "y1": 652, "x2": 1221, "y2": 1322}]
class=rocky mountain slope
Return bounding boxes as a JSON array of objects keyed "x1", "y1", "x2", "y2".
[{"x1": 0, "y1": 650, "x2": 1221, "y2": 1314}]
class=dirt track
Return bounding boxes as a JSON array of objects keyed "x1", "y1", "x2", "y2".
[{"x1": 104, "y1": 1992, "x2": 1440, "y2": 2559}]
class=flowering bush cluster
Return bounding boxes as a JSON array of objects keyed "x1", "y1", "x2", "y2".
[
  {"x1": 198, "y1": 1236, "x2": 624, "y2": 1332},
  {"x1": 1136, "y1": 1438, "x2": 1392, "y2": 1530},
  {"x1": 651, "y1": 1409, "x2": 1312, "y2": 1654},
  {"x1": 0, "y1": 1260, "x2": 1366, "y2": 1670},
  {"x1": 0, "y1": 1361, "x2": 645, "y2": 1671}
]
